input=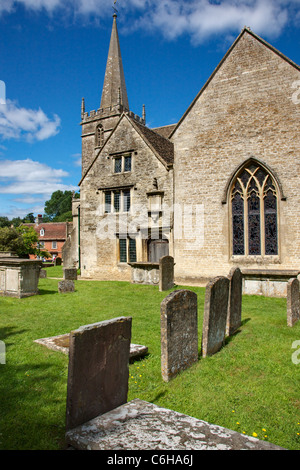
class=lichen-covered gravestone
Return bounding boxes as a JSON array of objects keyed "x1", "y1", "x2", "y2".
[
  {"x1": 202, "y1": 276, "x2": 230, "y2": 357},
  {"x1": 287, "y1": 278, "x2": 300, "y2": 327},
  {"x1": 66, "y1": 316, "x2": 132, "y2": 431},
  {"x1": 58, "y1": 280, "x2": 75, "y2": 293},
  {"x1": 226, "y1": 267, "x2": 242, "y2": 336},
  {"x1": 161, "y1": 289, "x2": 198, "y2": 382}
]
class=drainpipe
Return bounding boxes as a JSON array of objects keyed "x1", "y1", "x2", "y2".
[{"x1": 78, "y1": 205, "x2": 81, "y2": 269}]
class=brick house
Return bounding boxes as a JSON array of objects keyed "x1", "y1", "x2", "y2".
[
  {"x1": 25, "y1": 215, "x2": 72, "y2": 261},
  {"x1": 71, "y1": 14, "x2": 300, "y2": 296}
]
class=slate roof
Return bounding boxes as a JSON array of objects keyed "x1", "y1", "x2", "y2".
[
  {"x1": 129, "y1": 116, "x2": 174, "y2": 166},
  {"x1": 151, "y1": 124, "x2": 177, "y2": 139}
]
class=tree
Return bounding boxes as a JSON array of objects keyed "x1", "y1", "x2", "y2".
[
  {"x1": 23, "y1": 212, "x2": 35, "y2": 223},
  {"x1": 0, "y1": 226, "x2": 49, "y2": 258},
  {"x1": 44, "y1": 190, "x2": 73, "y2": 221},
  {"x1": 0, "y1": 217, "x2": 11, "y2": 228}
]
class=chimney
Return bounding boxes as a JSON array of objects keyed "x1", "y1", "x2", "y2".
[{"x1": 36, "y1": 214, "x2": 43, "y2": 225}]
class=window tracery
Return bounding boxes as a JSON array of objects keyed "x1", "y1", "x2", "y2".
[{"x1": 231, "y1": 163, "x2": 278, "y2": 257}]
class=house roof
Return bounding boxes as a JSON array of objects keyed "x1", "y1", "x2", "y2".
[
  {"x1": 23, "y1": 222, "x2": 70, "y2": 240},
  {"x1": 169, "y1": 27, "x2": 300, "y2": 139}
]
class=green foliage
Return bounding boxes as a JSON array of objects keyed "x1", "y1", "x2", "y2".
[
  {"x1": 0, "y1": 226, "x2": 23, "y2": 255},
  {"x1": 0, "y1": 225, "x2": 49, "y2": 258},
  {"x1": 44, "y1": 190, "x2": 73, "y2": 221},
  {"x1": 53, "y1": 210, "x2": 73, "y2": 222},
  {"x1": 0, "y1": 216, "x2": 11, "y2": 228},
  {"x1": 22, "y1": 212, "x2": 35, "y2": 223}
]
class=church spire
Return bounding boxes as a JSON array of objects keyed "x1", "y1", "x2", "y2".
[{"x1": 100, "y1": 13, "x2": 129, "y2": 112}]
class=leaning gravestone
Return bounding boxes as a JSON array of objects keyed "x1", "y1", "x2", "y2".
[
  {"x1": 58, "y1": 280, "x2": 75, "y2": 293},
  {"x1": 63, "y1": 268, "x2": 77, "y2": 280},
  {"x1": 226, "y1": 267, "x2": 242, "y2": 336},
  {"x1": 161, "y1": 289, "x2": 198, "y2": 382},
  {"x1": 66, "y1": 316, "x2": 132, "y2": 431},
  {"x1": 159, "y1": 255, "x2": 174, "y2": 291},
  {"x1": 202, "y1": 276, "x2": 230, "y2": 357},
  {"x1": 287, "y1": 278, "x2": 300, "y2": 327}
]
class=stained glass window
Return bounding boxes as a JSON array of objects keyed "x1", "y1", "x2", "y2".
[{"x1": 231, "y1": 162, "x2": 278, "y2": 257}]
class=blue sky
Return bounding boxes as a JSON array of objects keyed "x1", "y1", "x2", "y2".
[{"x1": 0, "y1": 0, "x2": 300, "y2": 219}]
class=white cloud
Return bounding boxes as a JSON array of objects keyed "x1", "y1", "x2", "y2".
[
  {"x1": 0, "y1": 1, "x2": 299, "y2": 42},
  {"x1": 0, "y1": 158, "x2": 77, "y2": 195},
  {"x1": 0, "y1": 100, "x2": 61, "y2": 142}
]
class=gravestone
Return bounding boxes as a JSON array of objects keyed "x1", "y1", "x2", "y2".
[
  {"x1": 161, "y1": 289, "x2": 198, "y2": 382},
  {"x1": 159, "y1": 255, "x2": 174, "y2": 291},
  {"x1": 202, "y1": 276, "x2": 230, "y2": 357},
  {"x1": 287, "y1": 278, "x2": 300, "y2": 327},
  {"x1": 54, "y1": 256, "x2": 62, "y2": 266},
  {"x1": 226, "y1": 267, "x2": 242, "y2": 336},
  {"x1": 58, "y1": 280, "x2": 75, "y2": 293},
  {"x1": 63, "y1": 267, "x2": 77, "y2": 280},
  {"x1": 66, "y1": 316, "x2": 132, "y2": 431},
  {"x1": 39, "y1": 269, "x2": 47, "y2": 278}
]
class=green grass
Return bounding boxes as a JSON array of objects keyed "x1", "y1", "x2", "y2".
[{"x1": 1, "y1": 265, "x2": 300, "y2": 450}]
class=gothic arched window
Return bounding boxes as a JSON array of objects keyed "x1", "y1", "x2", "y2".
[
  {"x1": 96, "y1": 124, "x2": 104, "y2": 147},
  {"x1": 231, "y1": 162, "x2": 278, "y2": 257}
]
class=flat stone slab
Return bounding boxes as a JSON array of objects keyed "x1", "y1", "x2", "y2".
[
  {"x1": 34, "y1": 334, "x2": 148, "y2": 360},
  {"x1": 65, "y1": 399, "x2": 284, "y2": 450}
]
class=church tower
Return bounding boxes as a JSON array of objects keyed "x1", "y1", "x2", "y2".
[{"x1": 80, "y1": 13, "x2": 145, "y2": 176}]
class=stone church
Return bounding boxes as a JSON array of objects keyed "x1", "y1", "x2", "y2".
[{"x1": 65, "y1": 13, "x2": 300, "y2": 296}]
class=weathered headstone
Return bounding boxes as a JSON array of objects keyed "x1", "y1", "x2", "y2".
[
  {"x1": 202, "y1": 276, "x2": 230, "y2": 358},
  {"x1": 66, "y1": 316, "x2": 132, "y2": 431},
  {"x1": 54, "y1": 256, "x2": 62, "y2": 266},
  {"x1": 161, "y1": 289, "x2": 198, "y2": 382},
  {"x1": 63, "y1": 267, "x2": 77, "y2": 280},
  {"x1": 226, "y1": 267, "x2": 242, "y2": 336},
  {"x1": 159, "y1": 255, "x2": 174, "y2": 291},
  {"x1": 287, "y1": 278, "x2": 300, "y2": 327},
  {"x1": 58, "y1": 280, "x2": 75, "y2": 293},
  {"x1": 39, "y1": 269, "x2": 47, "y2": 278}
]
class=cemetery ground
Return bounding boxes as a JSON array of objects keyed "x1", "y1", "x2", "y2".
[{"x1": 0, "y1": 266, "x2": 300, "y2": 450}]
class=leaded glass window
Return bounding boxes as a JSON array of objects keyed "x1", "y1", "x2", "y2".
[
  {"x1": 119, "y1": 239, "x2": 127, "y2": 263},
  {"x1": 114, "y1": 157, "x2": 122, "y2": 173},
  {"x1": 104, "y1": 191, "x2": 111, "y2": 213},
  {"x1": 118, "y1": 238, "x2": 136, "y2": 263},
  {"x1": 124, "y1": 155, "x2": 131, "y2": 172},
  {"x1": 123, "y1": 189, "x2": 131, "y2": 212},
  {"x1": 231, "y1": 163, "x2": 278, "y2": 257},
  {"x1": 113, "y1": 190, "x2": 120, "y2": 212},
  {"x1": 129, "y1": 238, "x2": 136, "y2": 262}
]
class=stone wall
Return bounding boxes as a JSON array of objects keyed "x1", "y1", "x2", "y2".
[
  {"x1": 172, "y1": 30, "x2": 300, "y2": 284},
  {"x1": 80, "y1": 115, "x2": 173, "y2": 280}
]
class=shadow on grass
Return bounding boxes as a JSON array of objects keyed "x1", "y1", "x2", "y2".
[{"x1": 38, "y1": 289, "x2": 58, "y2": 296}]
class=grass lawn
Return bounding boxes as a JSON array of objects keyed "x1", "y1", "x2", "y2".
[{"x1": 0, "y1": 265, "x2": 300, "y2": 450}]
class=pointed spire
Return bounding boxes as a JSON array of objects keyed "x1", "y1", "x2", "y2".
[
  {"x1": 81, "y1": 97, "x2": 85, "y2": 120},
  {"x1": 100, "y1": 13, "x2": 129, "y2": 112}
]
